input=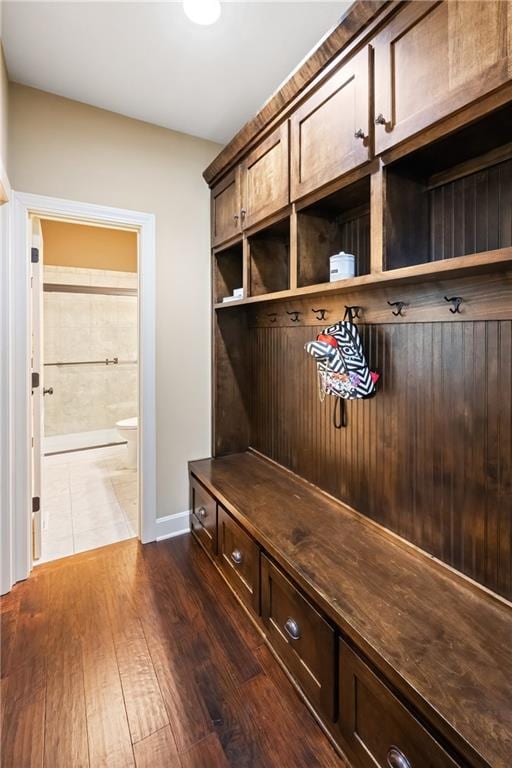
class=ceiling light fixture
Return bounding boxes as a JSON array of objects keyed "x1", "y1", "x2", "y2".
[{"x1": 183, "y1": 0, "x2": 221, "y2": 26}]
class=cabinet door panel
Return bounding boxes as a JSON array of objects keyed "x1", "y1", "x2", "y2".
[
  {"x1": 242, "y1": 124, "x2": 289, "y2": 229},
  {"x1": 212, "y1": 167, "x2": 241, "y2": 246},
  {"x1": 338, "y1": 639, "x2": 461, "y2": 768},
  {"x1": 291, "y1": 46, "x2": 370, "y2": 201},
  {"x1": 374, "y1": 0, "x2": 512, "y2": 154}
]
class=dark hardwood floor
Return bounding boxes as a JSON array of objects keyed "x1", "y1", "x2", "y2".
[{"x1": 0, "y1": 535, "x2": 344, "y2": 768}]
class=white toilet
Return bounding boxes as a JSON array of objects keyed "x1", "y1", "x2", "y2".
[{"x1": 116, "y1": 417, "x2": 138, "y2": 469}]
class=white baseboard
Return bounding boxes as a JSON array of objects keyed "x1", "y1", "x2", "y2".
[{"x1": 155, "y1": 510, "x2": 190, "y2": 541}]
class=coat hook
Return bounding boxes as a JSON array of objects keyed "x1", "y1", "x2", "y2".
[
  {"x1": 387, "y1": 300, "x2": 408, "y2": 317},
  {"x1": 267, "y1": 312, "x2": 277, "y2": 323},
  {"x1": 286, "y1": 310, "x2": 301, "y2": 322},
  {"x1": 344, "y1": 305, "x2": 362, "y2": 319},
  {"x1": 444, "y1": 296, "x2": 463, "y2": 314},
  {"x1": 312, "y1": 308, "x2": 327, "y2": 321}
]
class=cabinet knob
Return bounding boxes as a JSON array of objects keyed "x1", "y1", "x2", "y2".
[
  {"x1": 284, "y1": 617, "x2": 301, "y2": 641},
  {"x1": 354, "y1": 128, "x2": 366, "y2": 140},
  {"x1": 230, "y1": 548, "x2": 243, "y2": 565},
  {"x1": 233, "y1": 213, "x2": 239, "y2": 222},
  {"x1": 43, "y1": 387, "x2": 54, "y2": 396},
  {"x1": 197, "y1": 506, "x2": 207, "y2": 519},
  {"x1": 387, "y1": 746, "x2": 412, "y2": 768},
  {"x1": 375, "y1": 113, "x2": 387, "y2": 125},
  {"x1": 240, "y1": 208, "x2": 246, "y2": 220}
]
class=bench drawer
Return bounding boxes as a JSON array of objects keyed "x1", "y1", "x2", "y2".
[
  {"x1": 190, "y1": 477, "x2": 217, "y2": 556},
  {"x1": 339, "y1": 639, "x2": 461, "y2": 768},
  {"x1": 261, "y1": 555, "x2": 336, "y2": 720},
  {"x1": 217, "y1": 505, "x2": 260, "y2": 613}
]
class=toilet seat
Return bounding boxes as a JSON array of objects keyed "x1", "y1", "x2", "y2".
[{"x1": 116, "y1": 417, "x2": 137, "y2": 430}]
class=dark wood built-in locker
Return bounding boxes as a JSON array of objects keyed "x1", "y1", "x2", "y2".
[{"x1": 196, "y1": 3, "x2": 512, "y2": 768}]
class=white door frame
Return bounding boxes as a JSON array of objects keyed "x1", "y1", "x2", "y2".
[{"x1": 9, "y1": 191, "x2": 156, "y2": 584}]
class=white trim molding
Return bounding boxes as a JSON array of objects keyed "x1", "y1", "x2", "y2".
[
  {"x1": 6, "y1": 191, "x2": 157, "y2": 589},
  {"x1": 155, "y1": 511, "x2": 191, "y2": 542},
  {"x1": 1, "y1": 193, "x2": 13, "y2": 594}
]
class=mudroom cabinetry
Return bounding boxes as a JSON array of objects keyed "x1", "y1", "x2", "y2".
[
  {"x1": 195, "y1": 2, "x2": 512, "y2": 768},
  {"x1": 373, "y1": 0, "x2": 512, "y2": 153}
]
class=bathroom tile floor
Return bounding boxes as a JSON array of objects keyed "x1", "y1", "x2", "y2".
[{"x1": 38, "y1": 444, "x2": 138, "y2": 564}]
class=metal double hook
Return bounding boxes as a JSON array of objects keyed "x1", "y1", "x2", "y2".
[
  {"x1": 444, "y1": 296, "x2": 463, "y2": 314},
  {"x1": 387, "y1": 300, "x2": 408, "y2": 317}
]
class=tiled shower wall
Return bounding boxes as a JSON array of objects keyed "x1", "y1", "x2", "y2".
[{"x1": 43, "y1": 266, "x2": 138, "y2": 436}]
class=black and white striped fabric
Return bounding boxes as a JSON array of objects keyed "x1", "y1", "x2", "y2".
[{"x1": 305, "y1": 320, "x2": 375, "y2": 400}]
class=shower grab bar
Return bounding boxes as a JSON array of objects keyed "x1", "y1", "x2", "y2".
[{"x1": 44, "y1": 358, "x2": 138, "y2": 367}]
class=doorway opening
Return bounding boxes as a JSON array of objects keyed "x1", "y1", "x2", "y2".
[
  {"x1": 34, "y1": 218, "x2": 139, "y2": 562},
  {"x1": 8, "y1": 192, "x2": 155, "y2": 588}
]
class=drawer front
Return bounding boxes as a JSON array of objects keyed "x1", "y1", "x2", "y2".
[
  {"x1": 339, "y1": 639, "x2": 461, "y2": 768},
  {"x1": 190, "y1": 477, "x2": 217, "y2": 556},
  {"x1": 261, "y1": 555, "x2": 336, "y2": 720},
  {"x1": 217, "y1": 505, "x2": 260, "y2": 613}
]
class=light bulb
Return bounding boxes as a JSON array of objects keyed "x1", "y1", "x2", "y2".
[{"x1": 183, "y1": 0, "x2": 221, "y2": 26}]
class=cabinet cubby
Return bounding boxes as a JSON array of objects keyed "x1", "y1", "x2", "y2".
[
  {"x1": 248, "y1": 218, "x2": 290, "y2": 296},
  {"x1": 385, "y1": 104, "x2": 512, "y2": 271},
  {"x1": 214, "y1": 242, "x2": 244, "y2": 303},
  {"x1": 296, "y1": 176, "x2": 370, "y2": 288}
]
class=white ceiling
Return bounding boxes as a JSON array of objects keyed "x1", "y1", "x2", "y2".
[{"x1": 2, "y1": 1, "x2": 350, "y2": 145}]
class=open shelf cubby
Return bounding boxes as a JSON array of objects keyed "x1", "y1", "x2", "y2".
[
  {"x1": 386, "y1": 103, "x2": 512, "y2": 271},
  {"x1": 296, "y1": 176, "x2": 370, "y2": 288},
  {"x1": 214, "y1": 241, "x2": 244, "y2": 303},
  {"x1": 248, "y1": 217, "x2": 290, "y2": 296}
]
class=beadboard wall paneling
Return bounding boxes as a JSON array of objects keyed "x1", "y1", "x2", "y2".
[
  {"x1": 429, "y1": 157, "x2": 512, "y2": 261},
  {"x1": 249, "y1": 321, "x2": 512, "y2": 599}
]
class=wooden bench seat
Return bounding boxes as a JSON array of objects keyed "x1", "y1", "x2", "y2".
[{"x1": 189, "y1": 451, "x2": 512, "y2": 768}]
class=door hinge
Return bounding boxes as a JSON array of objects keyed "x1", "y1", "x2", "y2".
[
  {"x1": 32, "y1": 496, "x2": 40, "y2": 513},
  {"x1": 31, "y1": 247, "x2": 40, "y2": 264},
  {"x1": 32, "y1": 371, "x2": 40, "y2": 389}
]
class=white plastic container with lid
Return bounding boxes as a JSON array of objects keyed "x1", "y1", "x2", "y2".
[{"x1": 329, "y1": 251, "x2": 355, "y2": 282}]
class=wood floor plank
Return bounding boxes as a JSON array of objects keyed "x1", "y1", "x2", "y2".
[
  {"x1": 44, "y1": 565, "x2": 89, "y2": 768},
  {"x1": 8, "y1": 573, "x2": 49, "y2": 674},
  {"x1": 79, "y1": 560, "x2": 135, "y2": 768},
  {"x1": 237, "y1": 671, "x2": 343, "y2": 768},
  {"x1": 116, "y1": 637, "x2": 169, "y2": 744},
  {"x1": 0, "y1": 606, "x2": 19, "y2": 678},
  {"x1": 103, "y1": 544, "x2": 146, "y2": 647},
  {"x1": 133, "y1": 726, "x2": 181, "y2": 768},
  {"x1": 149, "y1": 632, "x2": 216, "y2": 753},
  {"x1": 1, "y1": 686, "x2": 46, "y2": 768},
  {"x1": 179, "y1": 734, "x2": 230, "y2": 768}
]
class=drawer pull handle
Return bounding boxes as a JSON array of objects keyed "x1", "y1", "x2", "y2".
[
  {"x1": 230, "y1": 549, "x2": 243, "y2": 565},
  {"x1": 387, "y1": 746, "x2": 411, "y2": 768},
  {"x1": 197, "y1": 506, "x2": 207, "y2": 519},
  {"x1": 284, "y1": 618, "x2": 301, "y2": 641}
]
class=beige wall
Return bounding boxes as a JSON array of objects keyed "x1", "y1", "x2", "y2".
[
  {"x1": 42, "y1": 220, "x2": 138, "y2": 272},
  {"x1": 0, "y1": 44, "x2": 9, "y2": 199},
  {"x1": 9, "y1": 84, "x2": 220, "y2": 521}
]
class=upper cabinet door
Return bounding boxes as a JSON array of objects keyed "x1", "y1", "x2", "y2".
[
  {"x1": 241, "y1": 124, "x2": 289, "y2": 230},
  {"x1": 373, "y1": 0, "x2": 512, "y2": 154},
  {"x1": 211, "y1": 167, "x2": 241, "y2": 247},
  {"x1": 290, "y1": 46, "x2": 370, "y2": 202}
]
